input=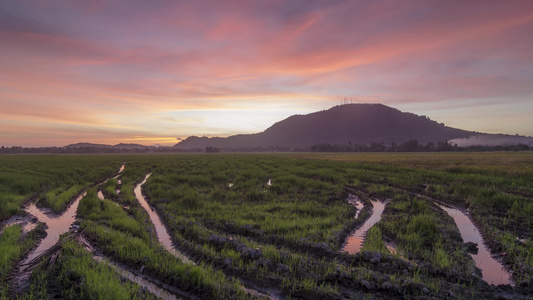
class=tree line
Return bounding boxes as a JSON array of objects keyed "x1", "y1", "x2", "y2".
[{"x1": 310, "y1": 140, "x2": 531, "y2": 152}]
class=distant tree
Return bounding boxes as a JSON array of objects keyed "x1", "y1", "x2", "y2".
[
  {"x1": 424, "y1": 142, "x2": 435, "y2": 152},
  {"x1": 369, "y1": 142, "x2": 387, "y2": 152},
  {"x1": 389, "y1": 142, "x2": 398, "y2": 152},
  {"x1": 205, "y1": 146, "x2": 220, "y2": 153},
  {"x1": 398, "y1": 139, "x2": 421, "y2": 152}
]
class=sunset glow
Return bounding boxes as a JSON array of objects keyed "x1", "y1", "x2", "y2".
[{"x1": 1, "y1": 1, "x2": 533, "y2": 147}]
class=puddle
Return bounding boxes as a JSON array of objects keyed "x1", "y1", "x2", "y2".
[
  {"x1": 0, "y1": 215, "x2": 37, "y2": 235},
  {"x1": 11, "y1": 192, "x2": 86, "y2": 293},
  {"x1": 11, "y1": 164, "x2": 126, "y2": 293},
  {"x1": 118, "y1": 162, "x2": 125, "y2": 174},
  {"x1": 438, "y1": 204, "x2": 513, "y2": 286},
  {"x1": 100, "y1": 163, "x2": 125, "y2": 199},
  {"x1": 134, "y1": 174, "x2": 193, "y2": 264},
  {"x1": 23, "y1": 192, "x2": 86, "y2": 264},
  {"x1": 342, "y1": 199, "x2": 388, "y2": 254},
  {"x1": 346, "y1": 193, "x2": 364, "y2": 219},
  {"x1": 116, "y1": 179, "x2": 122, "y2": 195}
]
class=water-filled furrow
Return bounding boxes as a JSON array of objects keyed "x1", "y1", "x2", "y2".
[
  {"x1": 23, "y1": 191, "x2": 86, "y2": 264},
  {"x1": 438, "y1": 204, "x2": 513, "y2": 286},
  {"x1": 114, "y1": 164, "x2": 124, "y2": 195},
  {"x1": 342, "y1": 199, "x2": 388, "y2": 254},
  {"x1": 346, "y1": 193, "x2": 364, "y2": 219},
  {"x1": 94, "y1": 256, "x2": 194, "y2": 300},
  {"x1": 11, "y1": 163, "x2": 127, "y2": 294},
  {"x1": 10, "y1": 192, "x2": 86, "y2": 294},
  {"x1": 94, "y1": 252, "x2": 273, "y2": 300},
  {"x1": 75, "y1": 234, "x2": 196, "y2": 300},
  {"x1": 134, "y1": 174, "x2": 193, "y2": 265},
  {"x1": 98, "y1": 163, "x2": 125, "y2": 200},
  {"x1": 117, "y1": 162, "x2": 125, "y2": 174},
  {"x1": 116, "y1": 177, "x2": 122, "y2": 192}
]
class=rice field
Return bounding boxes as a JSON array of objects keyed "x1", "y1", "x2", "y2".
[{"x1": 1, "y1": 152, "x2": 532, "y2": 299}]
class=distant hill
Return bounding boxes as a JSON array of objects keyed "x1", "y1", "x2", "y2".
[
  {"x1": 174, "y1": 103, "x2": 478, "y2": 149},
  {"x1": 113, "y1": 143, "x2": 152, "y2": 149},
  {"x1": 64, "y1": 142, "x2": 153, "y2": 149},
  {"x1": 64, "y1": 143, "x2": 113, "y2": 148}
]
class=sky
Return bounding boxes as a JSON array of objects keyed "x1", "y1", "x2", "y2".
[{"x1": 1, "y1": 0, "x2": 533, "y2": 147}]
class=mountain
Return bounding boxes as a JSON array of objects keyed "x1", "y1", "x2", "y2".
[{"x1": 174, "y1": 103, "x2": 478, "y2": 149}]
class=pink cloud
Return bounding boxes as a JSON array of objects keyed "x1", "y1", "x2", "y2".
[{"x1": 2, "y1": 0, "x2": 533, "y2": 146}]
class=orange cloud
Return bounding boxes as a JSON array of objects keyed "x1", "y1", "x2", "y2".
[{"x1": 2, "y1": 0, "x2": 533, "y2": 146}]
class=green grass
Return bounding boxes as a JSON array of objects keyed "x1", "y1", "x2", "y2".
[
  {"x1": 41, "y1": 184, "x2": 84, "y2": 213},
  {"x1": 2, "y1": 152, "x2": 533, "y2": 298},
  {"x1": 23, "y1": 239, "x2": 156, "y2": 300},
  {"x1": 102, "y1": 178, "x2": 119, "y2": 199},
  {"x1": 77, "y1": 189, "x2": 150, "y2": 241},
  {"x1": 80, "y1": 223, "x2": 247, "y2": 299},
  {"x1": 361, "y1": 226, "x2": 388, "y2": 253},
  {"x1": 0, "y1": 155, "x2": 124, "y2": 219},
  {"x1": 0, "y1": 223, "x2": 44, "y2": 297}
]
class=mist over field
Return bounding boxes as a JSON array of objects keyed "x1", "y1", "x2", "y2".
[{"x1": 449, "y1": 135, "x2": 533, "y2": 147}]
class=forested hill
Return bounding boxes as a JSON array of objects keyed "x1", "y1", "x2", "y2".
[{"x1": 174, "y1": 103, "x2": 476, "y2": 149}]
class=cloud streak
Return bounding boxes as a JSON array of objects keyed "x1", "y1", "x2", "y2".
[{"x1": 1, "y1": 0, "x2": 533, "y2": 146}]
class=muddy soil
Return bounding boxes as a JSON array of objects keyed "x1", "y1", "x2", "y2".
[
  {"x1": 342, "y1": 198, "x2": 389, "y2": 254},
  {"x1": 134, "y1": 173, "x2": 193, "y2": 265}
]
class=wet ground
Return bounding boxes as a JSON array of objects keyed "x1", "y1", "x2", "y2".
[
  {"x1": 134, "y1": 174, "x2": 193, "y2": 265},
  {"x1": 438, "y1": 203, "x2": 513, "y2": 286},
  {"x1": 23, "y1": 192, "x2": 86, "y2": 264},
  {"x1": 0, "y1": 214, "x2": 37, "y2": 235},
  {"x1": 342, "y1": 198, "x2": 388, "y2": 254}
]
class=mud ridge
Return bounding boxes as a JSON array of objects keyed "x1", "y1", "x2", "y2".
[{"x1": 77, "y1": 234, "x2": 200, "y2": 300}]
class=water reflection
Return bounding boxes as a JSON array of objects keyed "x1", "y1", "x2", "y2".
[
  {"x1": 346, "y1": 194, "x2": 364, "y2": 219},
  {"x1": 118, "y1": 162, "x2": 125, "y2": 174},
  {"x1": 23, "y1": 192, "x2": 86, "y2": 264},
  {"x1": 342, "y1": 199, "x2": 388, "y2": 254},
  {"x1": 134, "y1": 174, "x2": 193, "y2": 264},
  {"x1": 438, "y1": 204, "x2": 512, "y2": 286}
]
